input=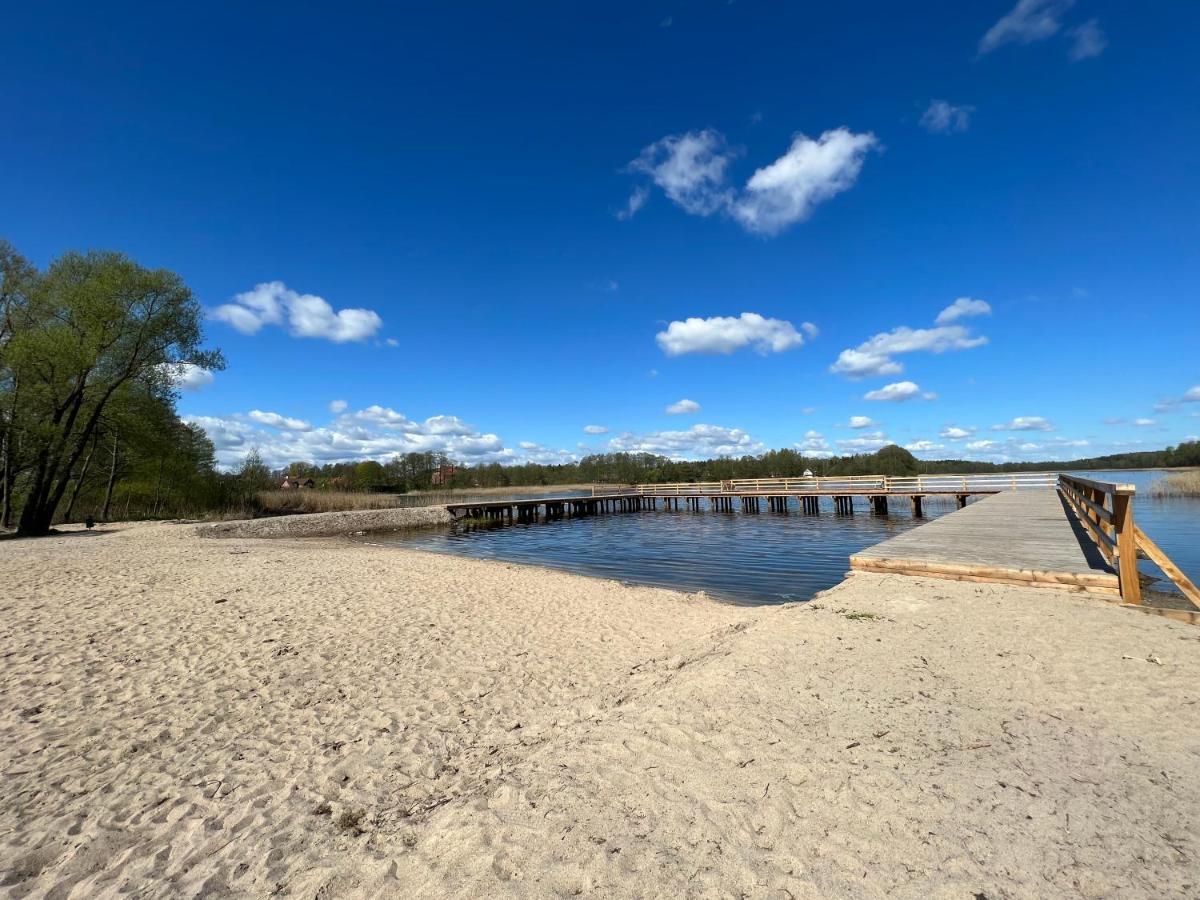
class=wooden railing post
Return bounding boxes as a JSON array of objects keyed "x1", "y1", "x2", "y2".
[{"x1": 1111, "y1": 492, "x2": 1141, "y2": 605}]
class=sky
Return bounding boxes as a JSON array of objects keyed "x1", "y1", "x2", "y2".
[{"x1": 3, "y1": 1, "x2": 1199, "y2": 469}]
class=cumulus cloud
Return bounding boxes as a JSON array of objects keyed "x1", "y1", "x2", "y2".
[
  {"x1": 248, "y1": 410, "x2": 313, "y2": 431},
  {"x1": 329, "y1": 399, "x2": 348, "y2": 414},
  {"x1": 837, "y1": 431, "x2": 890, "y2": 452},
  {"x1": 831, "y1": 300, "x2": 989, "y2": 378},
  {"x1": 1186, "y1": 386, "x2": 1200, "y2": 402},
  {"x1": 847, "y1": 416, "x2": 876, "y2": 429},
  {"x1": 978, "y1": 0, "x2": 1072, "y2": 55},
  {"x1": 583, "y1": 425, "x2": 609, "y2": 434},
  {"x1": 905, "y1": 440, "x2": 945, "y2": 452},
  {"x1": 159, "y1": 362, "x2": 214, "y2": 391},
  {"x1": 628, "y1": 129, "x2": 734, "y2": 216},
  {"x1": 730, "y1": 129, "x2": 880, "y2": 235},
  {"x1": 920, "y1": 100, "x2": 974, "y2": 134},
  {"x1": 1133, "y1": 418, "x2": 1156, "y2": 427},
  {"x1": 863, "y1": 380, "x2": 932, "y2": 402},
  {"x1": 656, "y1": 313, "x2": 808, "y2": 356},
  {"x1": 624, "y1": 127, "x2": 877, "y2": 236},
  {"x1": 185, "y1": 405, "x2": 524, "y2": 470},
  {"x1": 211, "y1": 281, "x2": 382, "y2": 343},
  {"x1": 1067, "y1": 19, "x2": 1107, "y2": 61},
  {"x1": 935, "y1": 297, "x2": 992, "y2": 324},
  {"x1": 796, "y1": 430, "x2": 831, "y2": 456},
  {"x1": 665, "y1": 398, "x2": 701, "y2": 415},
  {"x1": 940, "y1": 426, "x2": 975, "y2": 439},
  {"x1": 608, "y1": 423, "x2": 763, "y2": 460},
  {"x1": 992, "y1": 416, "x2": 1054, "y2": 432}
]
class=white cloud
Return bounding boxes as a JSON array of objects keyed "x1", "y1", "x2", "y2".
[
  {"x1": 212, "y1": 281, "x2": 382, "y2": 343},
  {"x1": 801, "y1": 321, "x2": 819, "y2": 339},
  {"x1": 1185, "y1": 386, "x2": 1200, "y2": 402},
  {"x1": 905, "y1": 440, "x2": 945, "y2": 452},
  {"x1": 730, "y1": 129, "x2": 879, "y2": 235},
  {"x1": 1133, "y1": 418, "x2": 1156, "y2": 427},
  {"x1": 583, "y1": 425, "x2": 609, "y2": 434},
  {"x1": 939, "y1": 426, "x2": 975, "y2": 439},
  {"x1": 863, "y1": 380, "x2": 931, "y2": 402},
  {"x1": 665, "y1": 398, "x2": 701, "y2": 415},
  {"x1": 979, "y1": 0, "x2": 1072, "y2": 55},
  {"x1": 831, "y1": 324, "x2": 987, "y2": 378},
  {"x1": 796, "y1": 430, "x2": 831, "y2": 455},
  {"x1": 628, "y1": 129, "x2": 733, "y2": 216},
  {"x1": 1067, "y1": 19, "x2": 1107, "y2": 61},
  {"x1": 384, "y1": 337, "x2": 400, "y2": 347},
  {"x1": 992, "y1": 416, "x2": 1054, "y2": 432},
  {"x1": 187, "y1": 405, "x2": 520, "y2": 470},
  {"x1": 625, "y1": 127, "x2": 877, "y2": 236},
  {"x1": 160, "y1": 362, "x2": 214, "y2": 391},
  {"x1": 935, "y1": 297, "x2": 992, "y2": 324},
  {"x1": 920, "y1": 100, "x2": 974, "y2": 134},
  {"x1": 656, "y1": 312, "x2": 807, "y2": 356},
  {"x1": 615, "y1": 186, "x2": 650, "y2": 221},
  {"x1": 608, "y1": 424, "x2": 763, "y2": 460},
  {"x1": 248, "y1": 410, "x2": 313, "y2": 431},
  {"x1": 966, "y1": 439, "x2": 999, "y2": 451},
  {"x1": 832, "y1": 299, "x2": 990, "y2": 378},
  {"x1": 847, "y1": 416, "x2": 876, "y2": 429},
  {"x1": 837, "y1": 431, "x2": 890, "y2": 452},
  {"x1": 514, "y1": 442, "x2": 578, "y2": 465},
  {"x1": 329, "y1": 399, "x2": 348, "y2": 414}
]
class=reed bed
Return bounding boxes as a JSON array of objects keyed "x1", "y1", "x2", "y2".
[{"x1": 1149, "y1": 470, "x2": 1200, "y2": 498}]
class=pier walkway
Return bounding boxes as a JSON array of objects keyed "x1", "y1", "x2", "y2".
[
  {"x1": 444, "y1": 472, "x2": 1199, "y2": 621},
  {"x1": 849, "y1": 489, "x2": 1118, "y2": 594}
]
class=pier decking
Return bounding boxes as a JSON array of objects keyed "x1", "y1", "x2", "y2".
[
  {"x1": 443, "y1": 472, "x2": 1198, "y2": 622},
  {"x1": 849, "y1": 489, "x2": 1119, "y2": 594}
]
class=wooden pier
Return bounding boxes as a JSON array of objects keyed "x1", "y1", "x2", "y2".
[{"x1": 444, "y1": 472, "x2": 1199, "y2": 622}]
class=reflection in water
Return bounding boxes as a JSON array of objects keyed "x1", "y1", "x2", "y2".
[{"x1": 361, "y1": 470, "x2": 1199, "y2": 606}]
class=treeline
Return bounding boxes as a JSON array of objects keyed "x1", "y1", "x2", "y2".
[
  {"x1": 0, "y1": 240, "x2": 232, "y2": 535},
  {"x1": 285, "y1": 440, "x2": 1200, "y2": 493}
]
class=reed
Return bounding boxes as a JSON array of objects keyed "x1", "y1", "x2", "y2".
[{"x1": 1149, "y1": 471, "x2": 1200, "y2": 498}]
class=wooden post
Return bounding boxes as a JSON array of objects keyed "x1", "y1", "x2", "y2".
[{"x1": 1112, "y1": 493, "x2": 1141, "y2": 604}]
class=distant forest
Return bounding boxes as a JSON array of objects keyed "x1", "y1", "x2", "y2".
[{"x1": 291, "y1": 441, "x2": 1200, "y2": 494}]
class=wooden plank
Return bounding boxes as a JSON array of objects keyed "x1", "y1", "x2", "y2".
[
  {"x1": 849, "y1": 555, "x2": 1121, "y2": 593},
  {"x1": 1060, "y1": 473, "x2": 1136, "y2": 495},
  {"x1": 1111, "y1": 493, "x2": 1141, "y2": 604},
  {"x1": 1134, "y1": 525, "x2": 1200, "y2": 607}
]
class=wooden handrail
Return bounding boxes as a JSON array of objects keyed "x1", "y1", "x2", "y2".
[
  {"x1": 1060, "y1": 473, "x2": 1136, "y2": 495},
  {"x1": 593, "y1": 472, "x2": 1059, "y2": 496}
]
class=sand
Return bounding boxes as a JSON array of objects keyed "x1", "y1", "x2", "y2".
[{"x1": 2, "y1": 520, "x2": 1198, "y2": 898}]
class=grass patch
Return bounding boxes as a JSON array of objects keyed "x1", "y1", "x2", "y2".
[{"x1": 836, "y1": 608, "x2": 883, "y2": 621}]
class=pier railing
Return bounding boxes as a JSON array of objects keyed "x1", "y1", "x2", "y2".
[
  {"x1": 592, "y1": 472, "x2": 1059, "y2": 497},
  {"x1": 1058, "y1": 473, "x2": 1200, "y2": 607}
]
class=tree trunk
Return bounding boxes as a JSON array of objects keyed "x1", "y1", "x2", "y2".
[
  {"x1": 0, "y1": 426, "x2": 10, "y2": 529},
  {"x1": 64, "y1": 433, "x2": 98, "y2": 523},
  {"x1": 101, "y1": 428, "x2": 120, "y2": 522}
]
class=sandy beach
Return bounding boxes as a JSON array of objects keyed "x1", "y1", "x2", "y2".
[{"x1": 2, "y1": 520, "x2": 1198, "y2": 898}]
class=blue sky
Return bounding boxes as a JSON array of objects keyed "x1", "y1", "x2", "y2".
[{"x1": 3, "y1": 1, "x2": 1198, "y2": 468}]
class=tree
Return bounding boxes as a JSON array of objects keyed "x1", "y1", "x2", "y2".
[{"x1": 4, "y1": 248, "x2": 223, "y2": 535}]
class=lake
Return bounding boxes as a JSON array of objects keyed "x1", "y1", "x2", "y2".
[{"x1": 358, "y1": 470, "x2": 1199, "y2": 606}]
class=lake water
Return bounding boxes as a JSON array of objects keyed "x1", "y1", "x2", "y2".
[{"x1": 359, "y1": 470, "x2": 1199, "y2": 606}]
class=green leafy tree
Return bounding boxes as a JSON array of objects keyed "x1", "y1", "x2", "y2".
[{"x1": 4, "y1": 247, "x2": 223, "y2": 534}]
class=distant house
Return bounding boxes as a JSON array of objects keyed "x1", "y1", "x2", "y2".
[
  {"x1": 280, "y1": 474, "x2": 316, "y2": 490},
  {"x1": 430, "y1": 464, "x2": 458, "y2": 486}
]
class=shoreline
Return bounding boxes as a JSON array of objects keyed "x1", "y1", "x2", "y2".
[{"x1": 3, "y1": 520, "x2": 1199, "y2": 897}]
